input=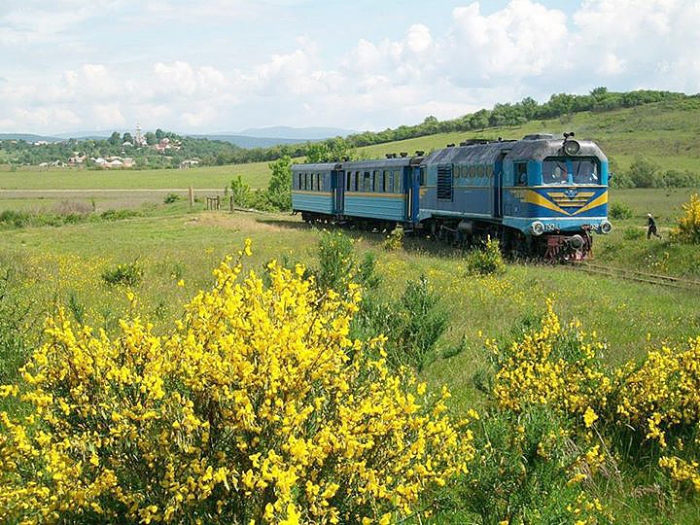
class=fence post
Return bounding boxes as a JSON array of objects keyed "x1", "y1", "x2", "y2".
[{"x1": 189, "y1": 186, "x2": 194, "y2": 207}]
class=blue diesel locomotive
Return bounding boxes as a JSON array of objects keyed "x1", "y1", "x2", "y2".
[{"x1": 291, "y1": 133, "x2": 612, "y2": 260}]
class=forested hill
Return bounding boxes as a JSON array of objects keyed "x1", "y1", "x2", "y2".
[{"x1": 0, "y1": 88, "x2": 697, "y2": 170}]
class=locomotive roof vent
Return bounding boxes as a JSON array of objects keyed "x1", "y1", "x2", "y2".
[
  {"x1": 400, "y1": 152, "x2": 408, "y2": 157},
  {"x1": 446, "y1": 143, "x2": 455, "y2": 148},
  {"x1": 460, "y1": 139, "x2": 490, "y2": 146},
  {"x1": 415, "y1": 150, "x2": 425, "y2": 156},
  {"x1": 522, "y1": 133, "x2": 554, "y2": 140}
]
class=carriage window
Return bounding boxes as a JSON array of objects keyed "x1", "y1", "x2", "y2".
[
  {"x1": 374, "y1": 170, "x2": 381, "y2": 192},
  {"x1": 396, "y1": 170, "x2": 403, "y2": 192},
  {"x1": 515, "y1": 163, "x2": 527, "y2": 186},
  {"x1": 363, "y1": 171, "x2": 371, "y2": 192},
  {"x1": 383, "y1": 170, "x2": 389, "y2": 192}
]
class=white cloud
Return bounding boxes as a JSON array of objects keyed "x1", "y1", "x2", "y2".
[
  {"x1": 449, "y1": 0, "x2": 568, "y2": 80},
  {"x1": 1, "y1": 0, "x2": 700, "y2": 135},
  {"x1": 91, "y1": 104, "x2": 126, "y2": 129}
]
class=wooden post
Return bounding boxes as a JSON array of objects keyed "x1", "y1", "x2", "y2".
[
  {"x1": 189, "y1": 186, "x2": 194, "y2": 207},
  {"x1": 229, "y1": 196, "x2": 234, "y2": 212}
]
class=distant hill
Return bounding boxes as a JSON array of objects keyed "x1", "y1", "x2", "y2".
[
  {"x1": 186, "y1": 134, "x2": 307, "y2": 149},
  {"x1": 0, "y1": 133, "x2": 63, "y2": 143},
  {"x1": 236, "y1": 126, "x2": 355, "y2": 140}
]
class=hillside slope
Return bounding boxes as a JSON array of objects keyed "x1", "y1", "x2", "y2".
[{"x1": 356, "y1": 98, "x2": 700, "y2": 174}]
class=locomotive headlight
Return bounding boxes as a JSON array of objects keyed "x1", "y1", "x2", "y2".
[
  {"x1": 531, "y1": 221, "x2": 545, "y2": 236},
  {"x1": 563, "y1": 140, "x2": 581, "y2": 155},
  {"x1": 600, "y1": 220, "x2": 612, "y2": 234}
]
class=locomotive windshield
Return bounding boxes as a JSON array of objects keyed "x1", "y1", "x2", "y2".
[{"x1": 542, "y1": 158, "x2": 599, "y2": 185}]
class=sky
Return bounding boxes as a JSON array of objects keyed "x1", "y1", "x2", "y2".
[{"x1": 1, "y1": 0, "x2": 699, "y2": 136}]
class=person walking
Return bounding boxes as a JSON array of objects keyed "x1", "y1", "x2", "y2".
[{"x1": 647, "y1": 213, "x2": 661, "y2": 239}]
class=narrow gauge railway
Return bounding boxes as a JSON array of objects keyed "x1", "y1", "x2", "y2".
[
  {"x1": 568, "y1": 262, "x2": 700, "y2": 292},
  {"x1": 292, "y1": 133, "x2": 612, "y2": 261}
]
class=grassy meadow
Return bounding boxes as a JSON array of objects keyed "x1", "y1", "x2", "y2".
[
  {"x1": 1, "y1": 201, "x2": 699, "y2": 521},
  {"x1": 2, "y1": 100, "x2": 700, "y2": 522}
]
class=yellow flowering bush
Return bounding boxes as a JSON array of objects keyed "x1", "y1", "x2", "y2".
[
  {"x1": 614, "y1": 337, "x2": 700, "y2": 490},
  {"x1": 0, "y1": 242, "x2": 473, "y2": 524},
  {"x1": 671, "y1": 192, "x2": 700, "y2": 244},
  {"x1": 484, "y1": 298, "x2": 700, "y2": 501},
  {"x1": 490, "y1": 299, "x2": 611, "y2": 421}
]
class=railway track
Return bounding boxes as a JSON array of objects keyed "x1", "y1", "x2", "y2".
[{"x1": 567, "y1": 261, "x2": 700, "y2": 291}]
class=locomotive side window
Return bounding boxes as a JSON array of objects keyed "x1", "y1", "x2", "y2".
[
  {"x1": 515, "y1": 163, "x2": 527, "y2": 186},
  {"x1": 419, "y1": 167, "x2": 425, "y2": 187}
]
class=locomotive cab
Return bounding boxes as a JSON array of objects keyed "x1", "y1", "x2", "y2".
[{"x1": 502, "y1": 133, "x2": 612, "y2": 259}]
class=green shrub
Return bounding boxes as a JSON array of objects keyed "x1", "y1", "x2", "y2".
[
  {"x1": 609, "y1": 202, "x2": 633, "y2": 220},
  {"x1": 100, "y1": 209, "x2": 143, "y2": 221},
  {"x1": 663, "y1": 169, "x2": 700, "y2": 188},
  {"x1": 163, "y1": 193, "x2": 182, "y2": 204},
  {"x1": 622, "y1": 227, "x2": 645, "y2": 241},
  {"x1": 609, "y1": 171, "x2": 635, "y2": 188},
  {"x1": 378, "y1": 275, "x2": 449, "y2": 372},
  {"x1": 457, "y1": 405, "x2": 612, "y2": 525},
  {"x1": 629, "y1": 157, "x2": 664, "y2": 188},
  {"x1": 0, "y1": 270, "x2": 32, "y2": 385},
  {"x1": 381, "y1": 227, "x2": 404, "y2": 250},
  {"x1": 230, "y1": 175, "x2": 252, "y2": 208},
  {"x1": 465, "y1": 237, "x2": 506, "y2": 276},
  {"x1": 0, "y1": 210, "x2": 31, "y2": 228},
  {"x1": 101, "y1": 261, "x2": 144, "y2": 287}
]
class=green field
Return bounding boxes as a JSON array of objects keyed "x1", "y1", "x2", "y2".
[
  {"x1": 0, "y1": 161, "x2": 271, "y2": 190},
  {"x1": 1, "y1": 200, "x2": 699, "y2": 522},
  {"x1": 2, "y1": 100, "x2": 700, "y2": 522}
]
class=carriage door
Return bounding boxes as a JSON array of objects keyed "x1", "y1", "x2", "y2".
[
  {"x1": 332, "y1": 169, "x2": 345, "y2": 215},
  {"x1": 493, "y1": 152, "x2": 507, "y2": 219}
]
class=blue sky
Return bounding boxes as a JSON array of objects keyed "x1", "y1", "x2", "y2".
[{"x1": 1, "y1": 0, "x2": 698, "y2": 135}]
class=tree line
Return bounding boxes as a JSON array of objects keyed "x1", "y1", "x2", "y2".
[{"x1": 0, "y1": 88, "x2": 695, "y2": 169}]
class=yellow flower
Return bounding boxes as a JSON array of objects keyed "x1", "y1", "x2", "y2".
[{"x1": 583, "y1": 407, "x2": 598, "y2": 428}]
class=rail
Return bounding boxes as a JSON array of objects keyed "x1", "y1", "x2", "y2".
[{"x1": 567, "y1": 261, "x2": 700, "y2": 292}]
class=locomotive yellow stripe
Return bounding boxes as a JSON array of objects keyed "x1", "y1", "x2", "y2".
[
  {"x1": 346, "y1": 192, "x2": 405, "y2": 199},
  {"x1": 292, "y1": 191, "x2": 333, "y2": 196},
  {"x1": 548, "y1": 192, "x2": 595, "y2": 199},
  {"x1": 524, "y1": 190, "x2": 568, "y2": 215},
  {"x1": 573, "y1": 192, "x2": 608, "y2": 215}
]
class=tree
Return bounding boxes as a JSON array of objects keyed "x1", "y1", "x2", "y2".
[
  {"x1": 267, "y1": 155, "x2": 292, "y2": 211},
  {"x1": 108, "y1": 131, "x2": 121, "y2": 147}
]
